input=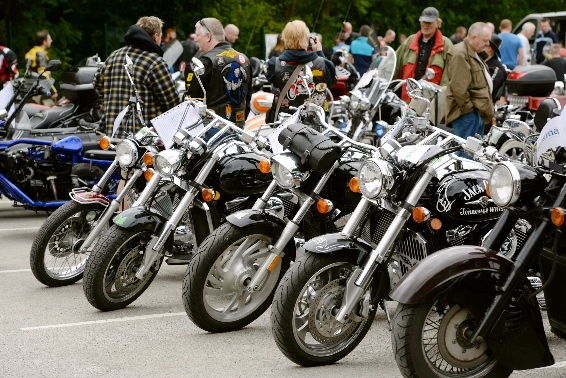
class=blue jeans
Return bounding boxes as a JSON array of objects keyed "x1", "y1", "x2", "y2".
[{"x1": 452, "y1": 110, "x2": 484, "y2": 159}]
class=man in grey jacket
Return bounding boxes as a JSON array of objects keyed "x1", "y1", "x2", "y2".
[{"x1": 445, "y1": 22, "x2": 493, "y2": 158}]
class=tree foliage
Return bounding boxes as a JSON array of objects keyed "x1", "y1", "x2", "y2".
[{"x1": 1, "y1": 0, "x2": 565, "y2": 71}]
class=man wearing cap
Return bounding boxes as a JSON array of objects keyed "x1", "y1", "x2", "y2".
[
  {"x1": 394, "y1": 6, "x2": 452, "y2": 101},
  {"x1": 483, "y1": 33, "x2": 507, "y2": 103},
  {"x1": 445, "y1": 22, "x2": 493, "y2": 158}
]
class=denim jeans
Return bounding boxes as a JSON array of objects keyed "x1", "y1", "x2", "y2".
[{"x1": 452, "y1": 110, "x2": 484, "y2": 159}]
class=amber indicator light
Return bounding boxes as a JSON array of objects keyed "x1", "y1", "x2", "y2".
[
  {"x1": 142, "y1": 152, "x2": 154, "y2": 166},
  {"x1": 99, "y1": 136, "x2": 111, "y2": 150},
  {"x1": 349, "y1": 177, "x2": 360, "y2": 193},
  {"x1": 551, "y1": 207, "x2": 565, "y2": 226},
  {"x1": 144, "y1": 168, "x2": 154, "y2": 181},
  {"x1": 259, "y1": 160, "x2": 271, "y2": 173}
]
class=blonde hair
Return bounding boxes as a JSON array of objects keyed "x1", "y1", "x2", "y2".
[
  {"x1": 282, "y1": 20, "x2": 310, "y2": 50},
  {"x1": 136, "y1": 16, "x2": 164, "y2": 37}
]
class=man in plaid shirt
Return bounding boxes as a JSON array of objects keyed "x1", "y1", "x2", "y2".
[{"x1": 94, "y1": 16, "x2": 179, "y2": 138}]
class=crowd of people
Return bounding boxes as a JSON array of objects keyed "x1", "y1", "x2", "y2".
[{"x1": 2, "y1": 10, "x2": 566, "y2": 159}]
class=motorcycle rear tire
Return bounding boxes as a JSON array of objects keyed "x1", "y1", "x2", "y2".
[
  {"x1": 271, "y1": 253, "x2": 377, "y2": 367},
  {"x1": 30, "y1": 200, "x2": 106, "y2": 287},
  {"x1": 83, "y1": 224, "x2": 162, "y2": 311},
  {"x1": 183, "y1": 222, "x2": 291, "y2": 333}
]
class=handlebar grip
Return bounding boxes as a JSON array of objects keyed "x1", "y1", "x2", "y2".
[{"x1": 37, "y1": 86, "x2": 51, "y2": 97}]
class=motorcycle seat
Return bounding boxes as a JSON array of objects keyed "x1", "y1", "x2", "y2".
[
  {"x1": 83, "y1": 149, "x2": 116, "y2": 160},
  {"x1": 23, "y1": 103, "x2": 52, "y2": 118},
  {"x1": 29, "y1": 103, "x2": 77, "y2": 129}
]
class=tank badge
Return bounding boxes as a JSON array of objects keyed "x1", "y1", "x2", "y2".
[
  {"x1": 115, "y1": 216, "x2": 127, "y2": 225},
  {"x1": 225, "y1": 104, "x2": 232, "y2": 120},
  {"x1": 466, "y1": 196, "x2": 494, "y2": 209}
]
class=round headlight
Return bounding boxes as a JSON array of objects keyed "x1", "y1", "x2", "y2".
[
  {"x1": 489, "y1": 162, "x2": 521, "y2": 207},
  {"x1": 358, "y1": 158, "x2": 395, "y2": 198},
  {"x1": 154, "y1": 149, "x2": 184, "y2": 177},
  {"x1": 271, "y1": 153, "x2": 308, "y2": 189},
  {"x1": 116, "y1": 139, "x2": 138, "y2": 168}
]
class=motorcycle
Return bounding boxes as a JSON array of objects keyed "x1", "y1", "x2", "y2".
[
  {"x1": 81, "y1": 57, "x2": 274, "y2": 311},
  {"x1": 269, "y1": 78, "x2": 527, "y2": 366},
  {"x1": 387, "y1": 124, "x2": 566, "y2": 377}
]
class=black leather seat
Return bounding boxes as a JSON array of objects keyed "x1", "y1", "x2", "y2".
[{"x1": 83, "y1": 149, "x2": 116, "y2": 160}]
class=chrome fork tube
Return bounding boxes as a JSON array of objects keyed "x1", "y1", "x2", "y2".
[
  {"x1": 78, "y1": 169, "x2": 144, "y2": 253},
  {"x1": 131, "y1": 171, "x2": 162, "y2": 207},
  {"x1": 92, "y1": 159, "x2": 120, "y2": 193},
  {"x1": 342, "y1": 197, "x2": 372, "y2": 236},
  {"x1": 252, "y1": 180, "x2": 278, "y2": 210},
  {"x1": 335, "y1": 165, "x2": 436, "y2": 323}
]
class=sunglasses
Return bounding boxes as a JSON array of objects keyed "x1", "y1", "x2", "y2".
[{"x1": 199, "y1": 19, "x2": 211, "y2": 36}]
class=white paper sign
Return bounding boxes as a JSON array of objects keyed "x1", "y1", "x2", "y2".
[
  {"x1": 0, "y1": 82, "x2": 15, "y2": 119},
  {"x1": 536, "y1": 107, "x2": 566, "y2": 163},
  {"x1": 151, "y1": 101, "x2": 203, "y2": 149}
]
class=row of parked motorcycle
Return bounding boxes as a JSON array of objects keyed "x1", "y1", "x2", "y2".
[{"x1": 2, "y1": 45, "x2": 566, "y2": 377}]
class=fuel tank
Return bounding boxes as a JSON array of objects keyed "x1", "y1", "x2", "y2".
[
  {"x1": 434, "y1": 169, "x2": 503, "y2": 223},
  {"x1": 213, "y1": 150, "x2": 272, "y2": 196},
  {"x1": 324, "y1": 151, "x2": 364, "y2": 211}
]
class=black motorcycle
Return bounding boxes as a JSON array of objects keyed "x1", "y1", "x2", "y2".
[{"x1": 388, "y1": 130, "x2": 566, "y2": 376}]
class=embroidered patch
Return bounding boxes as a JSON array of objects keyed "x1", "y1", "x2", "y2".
[
  {"x1": 281, "y1": 72, "x2": 291, "y2": 81},
  {"x1": 216, "y1": 56, "x2": 225, "y2": 66},
  {"x1": 311, "y1": 69, "x2": 323, "y2": 77},
  {"x1": 237, "y1": 54, "x2": 246, "y2": 64},
  {"x1": 222, "y1": 61, "x2": 248, "y2": 105},
  {"x1": 226, "y1": 104, "x2": 232, "y2": 119},
  {"x1": 315, "y1": 83, "x2": 327, "y2": 92},
  {"x1": 280, "y1": 61, "x2": 287, "y2": 66},
  {"x1": 217, "y1": 50, "x2": 238, "y2": 59},
  {"x1": 236, "y1": 111, "x2": 244, "y2": 122}
]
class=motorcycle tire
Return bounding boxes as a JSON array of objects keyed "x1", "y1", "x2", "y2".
[
  {"x1": 498, "y1": 140, "x2": 524, "y2": 162},
  {"x1": 83, "y1": 224, "x2": 162, "y2": 311},
  {"x1": 271, "y1": 253, "x2": 377, "y2": 367},
  {"x1": 30, "y1": 201, "x2": 107, "y2": 287},
  {"x1": 183, "y1": 222, "x2": 291, "y2": 333},
  {"x1": 391, "y1": 301, "x2": 512, "y2": 378},
  {"x1": 72, "y1": 163, "x2": 105, "y2": 189}
]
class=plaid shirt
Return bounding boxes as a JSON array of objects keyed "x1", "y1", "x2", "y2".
[{"x1": 94, "y1": 45, "x2": 179, "y2": 137}]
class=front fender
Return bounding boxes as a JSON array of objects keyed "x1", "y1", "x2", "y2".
[
  {"x1": 389, "y1": 245, "x2": 514, "y2": 305},
  {"x1": 303, "y1": 232, "x2": 373, "y2": 263},
  {"x1": 225, "y1": 209, "x2": 287, "y2": 230},
  {"x1": 112, "y1": 207, "x2": 167, "y2": 232}
]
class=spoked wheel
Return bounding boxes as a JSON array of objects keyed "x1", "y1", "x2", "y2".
[
  {"x1": 183, "y1": 223, "x2": 291, "y2": 333},
  {"x1": 392, "y1": 301, "x2": 512, "y2": 378},
  {"x1": 83, "y1": 225, "x2": 162, "y2": 311},
  {"x1": 271, "y1": 253, "x2": 377, "y2": 367},
  {"x1": 30, "y1": 201, "x2": 107, "y2": 287},
  {"x1": 498, "y1": 140, "x2": 524, "y2": 162}
]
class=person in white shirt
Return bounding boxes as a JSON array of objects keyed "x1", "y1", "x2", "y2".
[{"x1": 518, "y1": 22, "x2": 536, "y2": 65}]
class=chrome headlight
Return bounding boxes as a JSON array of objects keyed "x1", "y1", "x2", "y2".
[
  {"x1": 116, "y1": 139, "x2": 138, "y2": 168},
  {"x1": 358, "y1": 158, "x2": 395, "y2": 198},
  {"x1": 154, "y1": 149, "x2": 184, "y2": 177},
  {"x1": 489, "y1": 162, "x2": 521, "y2": 207},
  {"x1": 359, "y1": 97, "x2": 371, "y2": 111},
  {"x1": 349, "y1": 90, "x2": 361, "y2": 111},
  {"x1": 271, "y1": 152, "x2": 309, "y2": 189},
  {"x1": 340, "y1": 95, "x2": 350, "y2": 109}
]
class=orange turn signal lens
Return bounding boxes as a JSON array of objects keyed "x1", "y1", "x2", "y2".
[
  {"x1": 202, "y1": 188, "x2": 220, "y2": 202},
  {"x1": 430, "y1": 218, "x2": 442, "y2": 230},
  {"x1": 267, "y1": 255, "x2": 281, "y2": 272},
  {"x1": 99, "y1": 136, "x2": 111, "y2": 150},
  {"x1": 485, "y1": 183, "x2": 491, "y2": 198},
  {"x1": 551, "y1": 207, "x2": 565, "y2": 226},
  {"x1": 317, "y1": 199, "x2": 333, "y2": 214},
  {"x1": 349, "y1": 177, "x2": 360, "y2": 193},
  {"x1": 259, "y1": 160, "x2": 271, "y2": 173},
  {"x1": 142, "y1": 152, "x2": 154, "y2": 166},
  {"x1": 412, "y1": 207, "x2": 430, "y2": 223},
  {"x1": 144, "y1": 168, "x2": 155, "y2": 181}
]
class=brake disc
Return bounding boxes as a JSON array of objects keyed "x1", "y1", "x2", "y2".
[
  {"x1": 114, "y1": 247, "x2": 150, "y2": 293},
  {"x1": 308, "y1": 279, "x2": 360, "y2": 344}
]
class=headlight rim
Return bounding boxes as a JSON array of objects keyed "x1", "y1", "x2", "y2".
[
  {"x1": 358, "y1": 158, "x2": 395, "y2": 199},
  {"x1": 154, "y1": 149, "x2": 184, "y2": 177},
  {"x1": 116, "y1": 139, "x2": 139, "y2": 168},
  {"x1": 271, "y1": 152, "x2": 308, "y2": 189},
  {"x1": 489, "y1": 161, "x2": 521, "y2": 207}
]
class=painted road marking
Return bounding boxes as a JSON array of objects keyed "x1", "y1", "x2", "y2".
[
  {"x1": 0, "y1": 227, "x2": 40, "y2": 232},
  {"x1": 21, "y1": 312, "x2": 186, "y2": 331},
  {"x1": 0, "y1": 269, "x2": 32, "y2": 273}
]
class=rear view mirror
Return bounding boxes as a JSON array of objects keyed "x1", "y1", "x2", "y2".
[
  {"x1": 406, "y1": 78, "x2": 423, "y2": 95},
  {"x1": 191, "y1": 58, "x2": 205, "y2": 76},
  {"x1": 125, "y1": 55, "x2": 134, "y2": 76},
  {"x1": 45, "y1": 60, "x2": 61, "y2": 72}
]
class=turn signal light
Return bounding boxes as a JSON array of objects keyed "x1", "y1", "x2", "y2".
[
  {"x1": 144, "y1": 168, "x2": 155, "y2": 181},
  {"x1": 485, "y1": 183, "x2": 491, "y2": 198},
  {"x1": 551, "y1": 207, "x2": 565, "y2": 226},
  {"x1": 267, "y1": 255, "x2": 281, "y2": 272},
  {"x1": 430, "y1": 218, "x2": 442, "y2": 230},
  {"x1": 99, "y1": 136, "x2": 111, "y2": 150},
  {"x1": 412, "y1": 207, "x2": 430, "y2": 223},
  {"x1": 143, "y1": 152, "x2": 154, "y2": 166},
  {"x1": 202, "y1": 188, "x2": 220, "y2": 202},
  {"x1": 317, "y1": 199, "x2": 334, "y2": 214},
  {"x1": 259, "y1": 160, "x2": 271, "y2": 173},
  {"x1": 349, "y1": 177, "x2": 360, "y2": 193}
]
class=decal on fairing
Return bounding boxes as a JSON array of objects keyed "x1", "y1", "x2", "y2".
[{"x1": 115, "y1": 216, "x2": 127, "y2": 225}]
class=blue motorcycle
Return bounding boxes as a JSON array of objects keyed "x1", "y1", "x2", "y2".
[{"x1": 0, "y1": 135, "x2": 118, "y2": 211}]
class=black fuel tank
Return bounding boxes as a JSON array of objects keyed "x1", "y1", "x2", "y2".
[
  {"x1": 435, "y1": 170, "x2": 504, "y2": 223},
  {"x1": 214, "y1": 151, "x2": 272, "y2": 196}
]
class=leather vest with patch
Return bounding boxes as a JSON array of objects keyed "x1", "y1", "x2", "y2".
[
  {"x1": 203, "y1": 44, "x2": 250, "y2": 126},
  {"x1": 271, "y1": 56, "x2": 328, "y2": 113}
]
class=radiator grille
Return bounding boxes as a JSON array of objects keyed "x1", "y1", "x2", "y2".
[
  {"x1": 395, "y1": 231, "x2": 429, "y2": 276},
  {"x1": 358, "y1": 209, "x2": 395, "y2": 246}
]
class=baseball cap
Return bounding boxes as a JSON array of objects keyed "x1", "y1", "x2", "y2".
[{"x1": 419, "y1": 7, "x2": 439, "y2": 23}]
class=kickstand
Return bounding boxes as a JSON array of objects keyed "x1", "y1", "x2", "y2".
[{"x1": 379, "y1": 299, "x2": 392, "y2": 331}]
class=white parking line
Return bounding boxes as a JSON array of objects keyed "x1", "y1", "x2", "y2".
[
  {"x1": 0, "y1": 269, "x2": 32, "y2": 273},
  {"x1": 0, "y1": 227, "x2": 40, "y2": 232},
  {"x1": 21, "y1": 312, "x2": 186, "y2": 331}
]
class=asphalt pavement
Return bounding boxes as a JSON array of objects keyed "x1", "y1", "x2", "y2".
[{"x1": 1, "y1": 198, "x2": 566, "y2": 378}]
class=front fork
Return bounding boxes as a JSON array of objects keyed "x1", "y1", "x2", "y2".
[
  {"x1": 135, "y1": 154, "x2": 220, "y2": 279},
  {"x1": 77, "y1": 168, "x2": 148, "y2": 254},
  {"x1": 335, "y1": 166, "x2": 436, "y2": 323},
  {"x1": 247, "y1": 161, "x2": 339, "y2": 292}
]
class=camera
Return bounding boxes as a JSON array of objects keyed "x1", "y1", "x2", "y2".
[{"x1": 307, "y1": 36, "x2": 317, "y2": 51}]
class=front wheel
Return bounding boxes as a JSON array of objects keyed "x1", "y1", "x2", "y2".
[
  {"x1": 271, "y1": 253, "x2": 377, "y2": 367},
  {"x1": 30, "y1": 200, "x2": 107, "y2": 287},
  {"x1": 182, "y1": 222, "x2": 291, "y2": 333},
  {"x1": 83, "y1": 224, "x2": 162, "y2": 311},
  {"x1": 391, "y1": 301, "x2": 512, "y2": 378}
]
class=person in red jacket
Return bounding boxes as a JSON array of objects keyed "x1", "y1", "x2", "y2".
[{"x1": 393, "y1": 7, "x2": 453, "y2": 101}]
